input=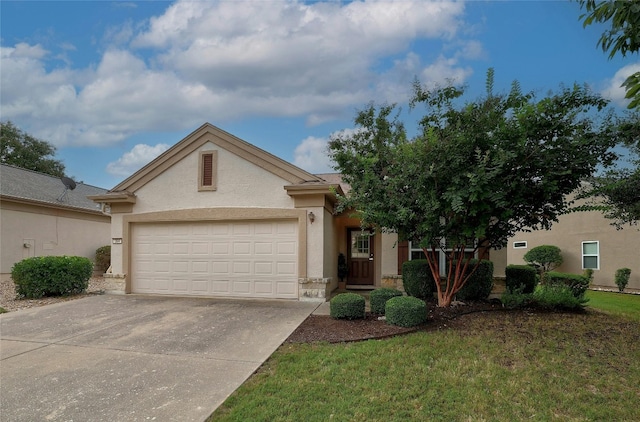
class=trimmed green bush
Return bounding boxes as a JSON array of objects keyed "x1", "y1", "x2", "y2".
[
  {"x1": 500, "y1": 286, "x2": 534, "y2": 309},
  {"x1": 385, "y1": 296, "x2": 427, "y2": 327},
  {"x1": 615, "y1": 268, "x2": 631, "y2": 292},
  {"x1": 523, "y1": 245, "x2": 563, "y2": 273},
  {"x1": 455, "y1": 259, "x2": 494, "y2": 301},
  {"x1": 370, "y1": 288, "x2": 403, "y2": 314},
  {"x1": 95, "y1": 245, "x2": 111, "y2": 272},
  {"x1": 330, "y1": 293, "x2": 365, "y2": 320},
  {"x1": 533, "y1": 284, "x2": 588, "y2": 310},
  {"x1": 543, "y1": 272, "x2": 590, "y2": 299},
  {"x1": 583, "y1": 268, "x2": 594, "y2": 284},
  {"x1": 11, "y1": 256, "x2": 93, "y2": 299},
  {"x1": 402, "y1": 259, "x2": 435, "y2": 299},
  {"x1": 505, "y1": 264, "x2": 538, "y2": 294}
]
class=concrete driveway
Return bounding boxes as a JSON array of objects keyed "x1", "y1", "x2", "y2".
[{"x1": 0, "y1": 294, "x2": 318, "y2": 421}]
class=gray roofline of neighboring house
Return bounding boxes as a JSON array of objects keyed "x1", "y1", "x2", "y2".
[{"x1": 0, "y1": 164, "x2": 109, "y2": 214}]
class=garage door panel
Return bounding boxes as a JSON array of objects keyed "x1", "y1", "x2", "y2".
[{"x1": 132, "y1": 221, "x2": 297, "y2": 299}]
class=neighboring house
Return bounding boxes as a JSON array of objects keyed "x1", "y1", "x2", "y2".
[
  {"x1": 89, "y1": 123, "x2": 504, "y2": 301},
  {"x1": 507, "y1": 204, "x2": 640, "y2": 292},
  {"x1": 0, "y1": 164, "x2": 111, "y2": 278}
]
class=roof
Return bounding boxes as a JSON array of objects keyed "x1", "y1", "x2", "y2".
[
  {"x1": 315, "y1": 173, "x2": 351, "y2": 195},
  {"x1": 110, "y1": 123, "x2": 324, "y2": 193},
  {"x1": 0, "y1": 164, "x2": 108, "y2": 214}
]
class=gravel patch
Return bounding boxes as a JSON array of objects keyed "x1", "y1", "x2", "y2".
[{"x1": 0, "y1": 277, "x2": 110, "y2": 312}]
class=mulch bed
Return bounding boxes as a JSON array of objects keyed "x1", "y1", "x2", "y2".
[{"x1": 286, "y1": 298, "x2": 505, "y2": 343}]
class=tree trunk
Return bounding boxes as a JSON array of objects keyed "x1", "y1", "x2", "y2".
[{"x1": 422, "y1": 245, "x2": 480, "y2": 307}]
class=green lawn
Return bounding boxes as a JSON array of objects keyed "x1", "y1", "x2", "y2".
[
  {"x1": 586, "y1": 290, "x2": 640, "y2": 321},
  {"x1": 210, "y1": 294, "x2": 640, "y2": 421}
]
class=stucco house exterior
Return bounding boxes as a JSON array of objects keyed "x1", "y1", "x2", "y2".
[
  {"x1": 0, "y1": 164, "x2": 111, "y2": 278},
  {"x1": 507, "y1": 204, "x2": 640, "y2": 292},
  {"x1": 89, "y1": 123, "x2": 508, "y2": 301}
]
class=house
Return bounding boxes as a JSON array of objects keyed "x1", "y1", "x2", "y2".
[
  {"x1": 507, "y1": 204, "x2": 640, "y2": 292},
  {"x1": 89, "y1": 123, "x2": 506, "y2": 301},
  {"x1": 0, "y1": 164, "x2": 111, "y2": 279}
]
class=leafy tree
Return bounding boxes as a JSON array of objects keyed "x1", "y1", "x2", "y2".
[
  {"x1": 0, "y1": 121, "x2": 65, "y2": 177},
  {"x1": 329, "y1": 71, "x2": 616, "y2": 307},
  {"x1": 523, "y1": 245, "x2": 564, "y2": 274},
  {"x1": 577, "y1": 0, "x2": 640, "y2": 109}
]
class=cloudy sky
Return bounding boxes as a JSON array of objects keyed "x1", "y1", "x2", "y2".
[{"x1": 1, "y1": 0, "x2": 637, "y2": 188}]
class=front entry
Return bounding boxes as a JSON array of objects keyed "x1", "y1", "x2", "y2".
[{"x1": 347, "y1": 229, "x2": 374, "y2": 286}]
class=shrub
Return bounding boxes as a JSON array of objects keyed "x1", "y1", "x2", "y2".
[
  {"x1": 95, "y1": 245, "x2": 111, "y2": 272},
  {"x1": 11, "y1": 256, "x2": 93, "y2": 299},
  {"x1": 533, "y1": 284, "x2": 588, "y2": 310},
  {"x1": 523, "y1": 245, "x2": 563, "y2": 273},
  {"x1": 583, "y1": 268, "x2": 594, "y2": 284},
  {"x1": 402, "y1": 259, "x2": 435, "y2": 299},
  {"x1": 543, "y1": 272, "x2": 590, "y2": 299},
  {"x1": 615, "y1": 268, "x2": 632, "y2": 292},
  {"x1": 370, "y1": 288, "x2": 403, "y2": 314},
  {"x1": 505, "y1": 264, "x2": 538, "y2": 294},
  {"x1": 500, "y1": 286, "x2": 534, "y2": 309},
  {"x1": 385, "y1": 296, "x2": 427, "y2": 327},
  {"x1": 455, "y1": 259, "x2": 494, "y2": 301},
  {"x1": 330, "y1": 293, "x2": 365, "y2": 320}
]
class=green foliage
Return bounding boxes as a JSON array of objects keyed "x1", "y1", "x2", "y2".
[
  {"x1": 329, "y1": 70, "x2": 616, "y2": 306},
  {"x1": 577, "y1": 0, "x2": 640, "y2": 109},
  {"x1": 0, "y1": 121, "x2": 66, "y2": 176},
  {"x1": 330, "y1": 293, "x2": 365, "y2": 320},
  {"x1": 543, "y1": 272, "x2": 590, "y2": 299},
  {"x1": 505, "y1": 264, "x2": 538, "y2": 294},
  {"x1": 0, "y1": 307, "x2": 7, "y2": 314},
  {"x1": 533, "y1": 284, "x2": 588, "y2": 310},
  {"x1": 615, "y1": 268, "x2": 632, "y2": 292},
  {"x1": 583, "y1": 268, "x2": 594, "y2": 284},
  {"x1": 500, "y1": 286, "x2": 534, "y2": 309},
  {"x1": 401, "y1": 259, "x2": 435, "y2": 299},
  {"x1": 370, "y1": 288, "x2": 403, "y2": 314},
  {"x1": 95, "y1": 245, "x2": 111, "y2": 273},
  {"x1": 11, "y1": 256, "x2": 93, "y2": 299},
  {"x1": 455, "y1": 259, "x2": 494, "y2": 301},
  {"x1": 523, "y1": 245, "x2": 563, "y2": 273},
  {"x1": 385, "y1": 296, "x2": 427, "y2": 327}
]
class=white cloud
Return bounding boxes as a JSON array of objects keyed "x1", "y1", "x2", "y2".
[
  {"x1": 0, "y1": 1, "x2": 477, "y2": 147},
  {"x1": 601, "y1": 63, "x2": 640, "y2": 108},
  {"x1": 293, "y1": 136, "x2": 334, "y2": 173},
  {"x1": 420, "y1": 55, "x2": 473, "y2": 89},
  {"x1": 106, "y1": 143, "x2": 170, "y2": 177}
]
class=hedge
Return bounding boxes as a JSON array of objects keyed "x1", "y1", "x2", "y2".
[
  {"x1": 543, "y1": 271, "x2": 590, "y2": 299},
  {"x1": 401, "y1": 259, "x2": 435, "y2": 299},
  {"x1": 12, "y1": 256, "x2": 93, "y2": 299},
  {"x1": 505, "y1": 264, "x2": 538, "y2": 294},
  {"x1": 370, "y1": 288, "x2": 403, "y2": 314},
  {"x1": 330, "y1": 293, "x2": 365, "y2": 320},
  {"x1": 455, "y1": 259, "x2": 494, "y2": 301},
  {"x1": 385, "y1": 296, "x2": 427, "y2": 327}
]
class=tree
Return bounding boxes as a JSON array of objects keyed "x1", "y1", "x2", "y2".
[
  {"x1": 329, "y1": 71, "x2": 616, "y2": 307},
  {"x1": 0, "y1": 121, "x2": 65, "y2": 177},
  {"x1": 523, "y1": 245, "x2": 564, "y2": 274},
  {"x1": 577, "y1": 0, "x2": 640, "y2": 109}
]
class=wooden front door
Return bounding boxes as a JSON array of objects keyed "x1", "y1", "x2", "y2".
[{"x1": 348, "y1": 229, "x2": 374, "y2": 285}]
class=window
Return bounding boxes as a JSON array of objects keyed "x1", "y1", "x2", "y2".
[
  {"x1": 198, "y1": 150, "x2": 218, "y2": 191},
  {"x1": 513, "y1": 241, "x2": 527, "y2": 249},
  {"x1": 409, "y1": 239, "x2": 477, "y2": 276},
  {"x1": 582, "y1": 241, "x2": 599, "y2": 270}
]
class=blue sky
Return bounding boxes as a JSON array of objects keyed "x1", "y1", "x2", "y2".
[{"x1": 1, "y1": 0, "x2": 637, "y2": 189}]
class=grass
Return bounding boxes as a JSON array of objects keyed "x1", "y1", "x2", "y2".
[
  {"x1": 210, "y1": 295, "x2": 640, "y2": 421},
  {"x1": 586, "y1": 290, "x2": 640, "y2": 321}
]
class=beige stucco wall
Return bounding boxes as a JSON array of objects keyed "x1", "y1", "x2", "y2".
[
  {"x1": 508, "y1": 210, "x2": 640, "y2": 291},
  {"x1": 490, "y1": 248, "x2": 508, "y2": 278},
  {"x1": 381, "y1": 232, "x2": 398, "y2": 276},
  {"x1": 0, "y1": 201, "x2": 111, "y2": 274},
  {"x1": 132, "y1": 142, "x2": 295, "y2": 213}
]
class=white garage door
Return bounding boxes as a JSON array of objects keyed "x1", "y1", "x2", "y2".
[{"x1": 131, "y1": 220, "x2": 298, "y2": 299}]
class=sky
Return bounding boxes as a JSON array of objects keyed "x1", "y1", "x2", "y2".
[{"x1": 1, "y1": 0, "x2": 638, "y2": 189}]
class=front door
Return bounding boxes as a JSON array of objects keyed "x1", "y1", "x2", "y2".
[{"x1": 348, "y1": 229, "x2": 374, "y2": 285}]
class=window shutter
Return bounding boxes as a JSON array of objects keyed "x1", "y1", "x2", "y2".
[{"x1": 202, "y1": 153, "x2": 213, "y2": 186}]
